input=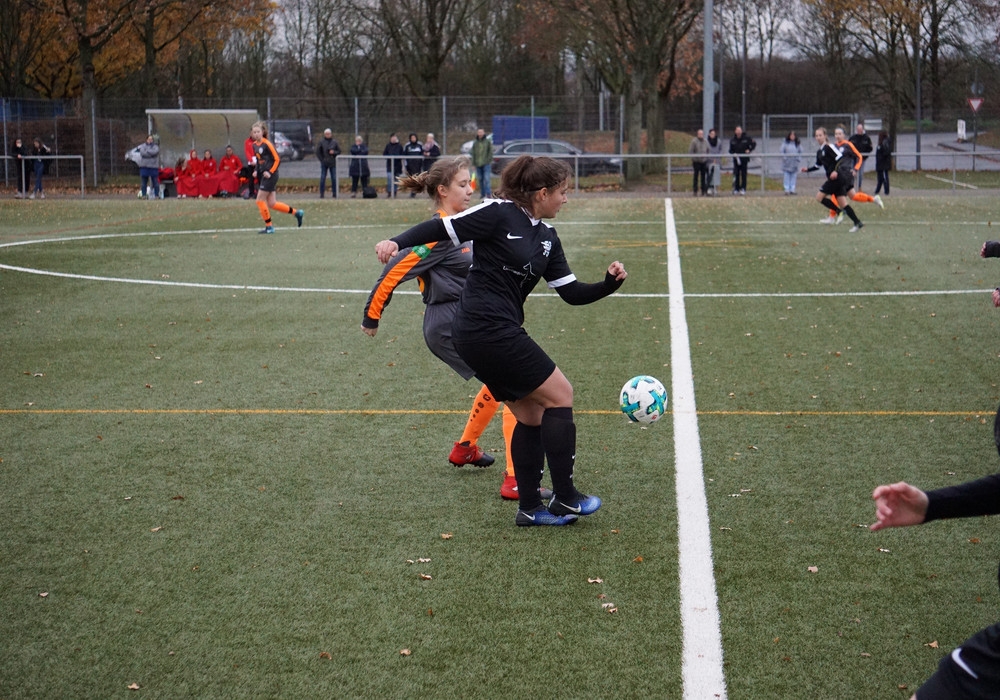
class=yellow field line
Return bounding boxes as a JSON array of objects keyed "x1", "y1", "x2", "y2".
[{"x1": 0, "y1": 408, "x2": 989, "y2": 417}]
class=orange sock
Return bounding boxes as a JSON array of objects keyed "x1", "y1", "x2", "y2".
[
  {"x1": 852, "y1": 191, "x2": 874, "y2": 203},
  {"x1": 256, "y1": 200, "x2": 271, "y2": 224},
  {"x1": 501, "y1": 405, "x2": 516, "y2": 478},
  {"x1": 459, "y1": 385, "x2": 500, "y2": 445},
  {"x1": 272, "y1": 202, "x2": 293, "y2": 215}
]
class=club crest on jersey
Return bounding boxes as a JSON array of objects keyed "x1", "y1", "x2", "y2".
[
  {"x1": 413, "y1": 244, "x2": 431, "y2": 258},
  {"x1": 541, "y1": 240, "x2": 552, "y2": 257}
]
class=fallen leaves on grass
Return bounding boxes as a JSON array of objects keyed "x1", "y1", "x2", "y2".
[
  {"x1": 127, "y1": 683, "x2": 140, "y2": 690},
  {"x1": 418, "y1": 573, "x2": 432, "y2": 580},
  {"x1": 632, "y1": 556, "x2": 644, "y2": 563},
  {"x1": 807, "y1": 566, "x2": 819, "y2": 573},
  {"x1": 399, "y1": 649, "x2": 411, "y2": 656},
  {"x1": 440, "y1": 533, "x2": 453, "y2": 540},
  {"x1": 925, "y1": 641, "x2": 939, "y2": 649},
  {"x1": 319, "y1": 652, "x2": 332, "y2": 660},
  {"x1": 38, "y1": 592, "x2": 48, "y2": 598},
  {"x1": 588, "y1": 577, "x2": 603, "y2": 584},
  {"x1": 150, "y1": 526, "x2": 163, "y2": 533},
  {"x1": 860, "y1": 652, "x2": 872, "y2": 658}
]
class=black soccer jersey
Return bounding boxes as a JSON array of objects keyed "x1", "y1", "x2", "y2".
[
  {"x1": 389, "y1": 199, "x2": 577, "y2": 342},
  {"x1": 442, "y1": 200, "x2": 574, "y2": 341}
]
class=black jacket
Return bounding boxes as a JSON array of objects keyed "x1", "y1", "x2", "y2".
[
  {"x1": 729, "y1": 133, "x2": 756, "y2": 162},
  {"x1": 849, "y1": 132, "x2": 873, "y2": 161},
  {"x1": 875, "y1": 137, "x2": 892, "y2": 171},
  {"x1": 316, "y1": 137, "x2": 341, "y2": 166}
]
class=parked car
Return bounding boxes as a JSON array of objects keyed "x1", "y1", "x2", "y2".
[
  {"x1": 271, "y1": 120, "x2": 311, "y2": 160},
  {"x1": 491, "y1": 139, "x2": 622, "y2": 175},
  {"x1": 271, "y1": 131, "x2": 297, "y2": 160}
]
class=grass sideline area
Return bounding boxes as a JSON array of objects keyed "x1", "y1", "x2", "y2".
[{"x1": 2, "y1": 194, "x2": 1000, "y2": 697}]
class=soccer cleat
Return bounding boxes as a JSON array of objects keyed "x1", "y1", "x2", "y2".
[
  {"x1": 874, "y1": 194, "x2": 884, "y2": 209},
  {"x1": 295, "y1": 209, "x2": 304, "y2": 227},
  {"x1": 500, "y1": 475, "x2": 553, "y2": 501},
  {"x1": 448, "y1": 441, "x2": 495, "y2": 467},
  {"x1": 258, "y1": 225, "x2": 275, "y2": 234},
  {"x1": 819, "y1": 217, "x2": 834, "y2": 225},
  {"x1": 834, "y1": 211, "x2": 845, "y2": 225},
  {"x1": 850, "y1": 222, "x2": 865, "y2": 233},
  {"x1": 515, "y1": 506, "x2": 579, "y2": 527},
  {"x1": 548, "y1": 493, "x2": 602, "y2": 517}
]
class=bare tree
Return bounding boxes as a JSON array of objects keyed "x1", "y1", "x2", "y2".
[
  {"x1": 376, "y1": 0, "x2": 487, "y2": 97},
  {"x1": 563, "y1": 0, "x2": 701, "y2": 178}
]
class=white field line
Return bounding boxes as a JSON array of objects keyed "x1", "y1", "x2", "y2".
[
  {"x1": 666, "y1": 198, "x2": 728, "y2": 700},
  {"x1": 924, "y1": 174, "x2": 978, "y2": 189},
  {"x1": 1, "y1": 228, "x2": 995, "y2": 299}
]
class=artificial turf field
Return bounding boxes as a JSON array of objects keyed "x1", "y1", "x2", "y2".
[{"x1": 2, "y1": 191, "x2": 1000, "y2": 698}]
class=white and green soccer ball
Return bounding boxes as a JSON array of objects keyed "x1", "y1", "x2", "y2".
[{"x1": 620, "y1": 375, "x2": 668, "y2": 424}]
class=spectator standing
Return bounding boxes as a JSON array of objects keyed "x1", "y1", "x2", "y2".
[
  {"x1": 217, "y1": 145, "x2": 242, "y2": 194},
  {"x1": 848, "y1": 122, "x2": 873, "y2": 191},
  {"x1": 316, "y1": 128, "x2": 341, "y2": 198},
  {"x1": 136, "y1": 134, "x2": 161, "y2": 200},
  {"x1": 729, "y1": 126, "x2": 755, "y2": 195},
  {"x1": 874, "y1": 131, "x2": 892, "y2": 196},
  {"x1": 470, "y1": 128, "x2": 494, "y2": 198},
  {"x1": 706, "y1": 128, "x2": 723, "y2": 196},
  {"x1": 349, "y1": 135, "x2": 370, "y2": 198},
  {"x1": 403, "y1": 133, "x2": 424, "y2": 195},
  {"x1": 422, "y1": 132, "x2": 440, "y2": 173},
  {"x1": 688, "y1": 129, "x2": 710, "y2": 196},
  {"x1": 11, "y1": 138, "x2": 28, "y2": 198},
  {"x1": 779, "y1": 131, "x2": 803, "y2": 195},
  {"x1": 382, "y1": 133, "x2": 404, "y2": 198},
  {"x1": 29, "y1": 138, "x2": 51, "y2": 199}
]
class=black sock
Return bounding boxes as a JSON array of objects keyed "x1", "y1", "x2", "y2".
[
  {"x1": 540, "y1": 407, "x2": 581, "y2": 501},
  {"x1": 844, "y1": 205, "x2": 860, "y2": 225},
  {"x1": 821, "y1": 197, "x2": 840, "y2": 213},
  {"x1": 511, "y1": 423, "x2": 544, "y2": 511}
]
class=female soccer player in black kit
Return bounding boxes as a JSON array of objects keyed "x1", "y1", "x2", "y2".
[{"x1": 375, "y1": 155, "x2": 628, "y2": 527}]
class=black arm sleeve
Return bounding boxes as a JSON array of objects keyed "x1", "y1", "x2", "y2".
[
  {"x1": 924, "y1": 473, "x2": 1000, "y2": 522},
  {"x1": 554, "y1": 271, "x2": 625, "y2": 306},
  {"x1": 391, "y1": 219, "x2": 449, "y2": 250}
]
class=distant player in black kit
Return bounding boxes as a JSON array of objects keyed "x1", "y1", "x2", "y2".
[
  {"x1": 375, "y1": 155, "x2": 628, "y2": 527},
  {"x1": 803, "y1": 126, "x2": 865, "y2": 232},
  {"x1": 871, "y1": 404, "x2": 1000, "y2": 699}
]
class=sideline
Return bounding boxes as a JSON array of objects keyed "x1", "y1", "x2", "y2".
[{"x1": 666, "y1": 198, "x2": 727, "y2": 699}]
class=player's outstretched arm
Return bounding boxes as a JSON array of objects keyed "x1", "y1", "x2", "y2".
[
  {"x1": 870, "y1": 482, "x2": 929, "y2": 531},
  {"x1": 981, "y1": 241, "x2": 1000, "y2": 258}
]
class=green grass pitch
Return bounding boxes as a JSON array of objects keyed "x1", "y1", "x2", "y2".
[{"x1": 2, "y1": 192, "x2": 999, "y2": 698}]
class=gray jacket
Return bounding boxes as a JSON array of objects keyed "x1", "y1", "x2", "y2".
[{"x1": 137, "y1": 142, "x2": 160, "y2": 169}]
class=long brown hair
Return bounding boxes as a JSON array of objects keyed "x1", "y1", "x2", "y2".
[
  {"x1": 495, "y1": 155, "x2": 571, "y2": 210},
  {"x1": 251, "y1": 120, "x2": 269, "y2": 140},
  {"x1": 397, "y1": 155, "x2": 471, "y2": 204}
]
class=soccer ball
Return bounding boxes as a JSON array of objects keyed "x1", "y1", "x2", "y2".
[{"x1": 620, "y1": 375, "x2": 668, "y2": 424}]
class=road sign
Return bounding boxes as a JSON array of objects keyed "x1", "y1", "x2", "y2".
[{"x1": 969, "y1": 97, "x2": 984, "y2": 113}]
